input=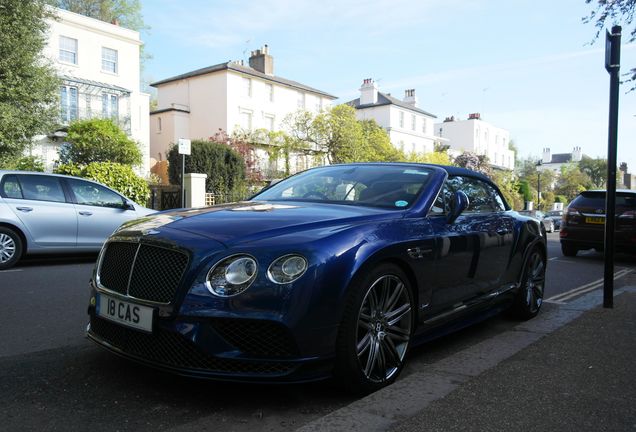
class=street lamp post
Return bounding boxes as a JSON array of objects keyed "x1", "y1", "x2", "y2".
[{"x1": 536, "y1": 161, "x2": 542, "y2": 211}]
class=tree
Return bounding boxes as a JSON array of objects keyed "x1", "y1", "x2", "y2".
[
  {"x1": 60, "y1": 118, "x2": 142, "y2": 166},
  {"x1": 453, "y1": 151, "x2": 493, "y2": 176},
  {"x1": 359, "y1": 120, "x2": 403, "y2": 162},
  {"x1": 0, "y1": 0, "x2": 59, "y2": 158},
  {"x1": 405, "y1": 149, "x2": 453, "y2": 166},
  {"x1": 491, "y1": 169, "x2": 524, "y2": 210},
  {"x1": 584, "y1": 0, "x2": 636, "y2": 89},
  {"x1": 578, "y1": 156, "x2": 608, "y2": 187},
  {"x1": 53, "y1": 0, "x2": 146, "y2": 31},
  {"x1": 167, "y1": 139, "x2": 246, "y2": 198},
  {"x1": 554, "y1": 163, "x2": 593, "y2": 201}
]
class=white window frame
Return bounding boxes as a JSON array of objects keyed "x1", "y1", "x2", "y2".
[
  {"x1": 102, "y1": 93, "x2": 118, "y2": 118},
  {"x1": 239, "y1": 109, "x2": 253, "y2": 131},
  {"x1": 264, "y1": 114, "x2": 275, "y2": 131},
  {"x1": 265, "y1": 83, "x2": 274, "y2": 102},
  {"x1": 422, "y1": 119, "x2": 427, "y2": 134},
  {"x1": 59, "y1": 36, "x2": 78, "y2": 65},
  {"x1": 101, "y1": 47, "x2": 118, "y2": 74},
  {"x1": 399, "y1": 111, "x2": 405, "y2": 128},
  {"x1": 411, "y1": 114, "x2": 416, "y2": 131},
  {"x1": 60, "y1": 85, "x2": 78, "y2": 123},
  {"x1": 243, "y1": 77, "x2": 252, "y2": 97},
  {"x1": 297, "y1": 91, "x2": 305, "y2": 109}
]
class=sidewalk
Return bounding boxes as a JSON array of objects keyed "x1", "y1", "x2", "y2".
[{"x1": 298, "y1": 286, "x2": 636, "y2": 432}]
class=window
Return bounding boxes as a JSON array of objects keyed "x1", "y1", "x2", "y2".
[
  {"x1": 399, "y1": 111, "x2": 405, "y2": 128},
  {"x1": 68, "y1": 179, "x2": 124, "y2": 208},
  {"x1": 60, "y1": 85, "x2": 78, "y2": 123},
  {"x1": 411, "y1": 115, "x2": 416, "y2": 131},
  {"x1": 101, "y1": 47, "x2": 118, "y2": 73},
  {"x1": 59, "y1": 36, "x2": 77, "y2": 64},
  {"x1": 17, "y1": 175, "x2": 66, "y2": 203},
  {"x1": 430, "y1": 183, "x2": 450, "y2": 215},
  {"x1": 264, "y1": 115, "x2": 275, "y2": 131},
  {"x1": 102, "y1": 94, "x2": 118, "y2": 118},
  {"x1": 297, "y1": 92, "x2": 305, "y2": 109},
  {"x1": 447, "y1": 176, "x2": 505, "y2": 213},
  {"x1": 265, "y1": 83, "x2": 273, "y2": 101},
  {"x1": 1, "y1": 175, "x2": 23, "y2": 199},
  {"x1": 240, "y1": 111, "x2": 252, "y2": 130},
  {"x1": 422, "y1": 119, "x2": 427, "y2": 134},
  {"x1": 157, "y1": 117, "x2": 162, "y2": 133},
  {"x1": 243, "y1": 77, "x2": 252, "y2": 97}
]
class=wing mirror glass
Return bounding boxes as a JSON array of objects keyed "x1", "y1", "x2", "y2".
[{"x1": 447, "y1": 191, "x2": 469, "y2": 224}]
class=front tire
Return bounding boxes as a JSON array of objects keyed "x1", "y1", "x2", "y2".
[
  {"x1": 509, "y1": 249, "x2": 545, "y2": 320},
  {"x1": 334, "y1": 263, "x2": 414, "y2": 394},
  {"x1": 0, "y1": 227, "x2": 22, "y2": 270}
]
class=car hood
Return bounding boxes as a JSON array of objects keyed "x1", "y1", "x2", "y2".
[{"x1": 117, "y1": 201, "x2": 397, "y2": 246}]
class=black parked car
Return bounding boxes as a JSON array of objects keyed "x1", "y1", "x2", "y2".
[{"x1": 560, "y1": 190, "x2": 636, "y2": 256}]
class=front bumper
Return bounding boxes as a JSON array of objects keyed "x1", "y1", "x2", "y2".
[{"x1": 86, "y1": 311, "x2": 336, "y2": 383}]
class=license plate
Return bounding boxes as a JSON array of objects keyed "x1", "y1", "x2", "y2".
[
  {"x1": 97, "y1": 293, "x2": 153, "y2": 332},
  {"x1": 585, "y1": 216, "x2": 605, "y2": 225}
]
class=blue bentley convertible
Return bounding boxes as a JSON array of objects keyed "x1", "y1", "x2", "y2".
[{"x1": 86, "y1": 163, "x2": 546, "y2": 393}]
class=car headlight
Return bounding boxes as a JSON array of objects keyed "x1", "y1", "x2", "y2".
[
  {"x1": 206, "y1": 255, "x2": 257, "y2": 297},
  {"x1": 267, "y1": 254, "x2": 308, "y2": 284}
]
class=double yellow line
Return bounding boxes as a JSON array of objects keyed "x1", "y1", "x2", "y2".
[{"x1": 545, "y1": 269, "x2": 633, "y2": 303}]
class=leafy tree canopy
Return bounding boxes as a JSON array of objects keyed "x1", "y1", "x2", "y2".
[
  {"x1": 60, "y1": 118, "x2": 142, "y2": 166},
  {"x1": 584, "y1": 0, "x2": 636, "y2": 89},
  {"x1": 0, "y1": 0, "x2": 59, "y2": 158},
  {"x1": 53, "y1": 0, "x2": 146, "y2": 31},
  {"x1": 578, "y1": 156, "x2": 608, "y2": 187}
]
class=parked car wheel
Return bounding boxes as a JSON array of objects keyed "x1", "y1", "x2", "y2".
[
  {"x1": 561, "y1": 243, "x2": 578, "y2": 257},
  {"x1": 0, "y1": 227, "x2": 22, "y2": 270},
  {"x1": 509, "y1": 249, "x2": 545, "y2": 320},
  {"x1": 334, "y1": 263, "x2": 414, "y2": 394}
]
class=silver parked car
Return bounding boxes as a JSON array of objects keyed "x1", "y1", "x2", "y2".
[{"x1": 0, "y1": 171, "x2": 154, "y2": 269}]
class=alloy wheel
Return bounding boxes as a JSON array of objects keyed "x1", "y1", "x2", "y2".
[
  {"x1": 524, "y1": 252, "x2": 545, "y2": 313},
  {"x1": 356, "y1": 275, "x2": 412, "y2": 383},
  {"x1": 0, "y1": 233, "x2": 16, "y2": 264}
]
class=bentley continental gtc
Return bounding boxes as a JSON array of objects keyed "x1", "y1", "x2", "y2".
[{"x1": 86, "y1": 163, "x2": 547, "y2": 393}]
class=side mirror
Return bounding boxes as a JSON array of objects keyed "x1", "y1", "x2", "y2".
[
  {"x1": 123, "y1": 201, "x2": 135, "y2": 211},
  {"x1": 447, "y1": 191, "x2": 469, "y2": 224}
]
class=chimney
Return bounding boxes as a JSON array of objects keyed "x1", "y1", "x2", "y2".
[
  {"x1": 542, "y1": 147, "x2": 551, "y2": 164},
  {"x1": 468, "y1": 113, "x2": 481, "y2": 120},
  {"x1": 248, "y1": 44, "x2": 274, "y2": 75},
  {"x1": 443, "y1": 116, "x2": 455, "y2": 122},
  {"x1": 360, "y1": 78, "x2": 378, "y2": 105},
  {"x1": 403, "y1": 89, "x2": 417, "y2": 106},
  {"x1": 572, "y1": 146, "x2": 582, "y2": 162}
]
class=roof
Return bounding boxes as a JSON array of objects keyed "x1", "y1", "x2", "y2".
[
  {"x1": 150, "y1": 62, "x2": 337, "y2": 99},
  {"x1": 150, "y1": 107, "x2": 190, "y2": 115},
  {"x1": 549, "y1": 153, "x2": 572, "y2": 164},
  {"x1": 61, "y1": 75, "x2": 130, "y2": 94},
  {"x1": 344, "y1": 92, "x2": 437, "y2": 118}
]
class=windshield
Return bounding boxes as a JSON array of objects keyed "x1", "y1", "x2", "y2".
[{"x1": 251, "y1": 165, "x2": 433, "y2": 209}]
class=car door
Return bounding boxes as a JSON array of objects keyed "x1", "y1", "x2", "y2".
[
  {"x1": 429, "y1": 176, "x2": 515, "y2": 310},
  {"x1": 1, "y1": 174, "x2": 77, "y2": 247},
  {"x1": 65, "y1": 178, "x2": 139, "y2": 247}
]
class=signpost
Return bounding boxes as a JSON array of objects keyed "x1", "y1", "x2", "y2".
[
  {"x1": 603, "y1": 26, "x2": 621, "y2": 309},
  {"x1": 178, "y1": 138, "x2": 191, "y2": 208}
]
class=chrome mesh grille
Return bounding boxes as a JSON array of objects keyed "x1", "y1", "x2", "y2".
[
  {"x1": 89, "y1": 316, "x2": 295, "y2": 376},
  {"x1": 98, "y1": 242, "x2": 189, "y2": 304}
]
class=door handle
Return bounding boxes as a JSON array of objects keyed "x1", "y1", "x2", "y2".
[
  {"x1": 79, "y1": 211, "x2": 93, "y2": 216},
  {"x1": 16, "y1": 207, "x2": 33, "y2": 212},
  {"x1": 496, "y1": 229, "x2": 510, "y2": 235}
]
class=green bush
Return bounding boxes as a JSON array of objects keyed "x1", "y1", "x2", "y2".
[
  {"x1": 518, "y1": 180, "x2": 533, "y2": 203},
  {"x1": 60, "y1": 118, "x2": 142, "y2": 166},
  {"x1": 0, "y1": 155, "x2": 45, "y2": 172},
  {"x1": 167, "y1": 139, "x2": 246, "y2": 197},
  {"x1": 55, "y1": 162, "x2": 150, "y2": 204}
]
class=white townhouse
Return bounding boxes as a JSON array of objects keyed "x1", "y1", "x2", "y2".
[
  {"x1": 33, "y1": 7, "x2": 150, "y2": 174},
  {"x1": 435, "y1": 114, "x2": 515, "y2": 170},
  {"x1": 150, "y1": 45, "x2": 337, "y2": 176},
  {"x1": 345, "y1": 79, "x2": 438, "y2": 155},
  {"x1": 537, "y1": 147, "x2": 586, "y2": 175}
]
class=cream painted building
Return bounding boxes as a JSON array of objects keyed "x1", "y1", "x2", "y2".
[
  {"x1": 33, "y1": 7, "x2": 150, "y2": 173},
  {"x1": 435, "y1": 114, "x2": 515, "y2": 170},
  {"x1": 345, "y1": 79, "x2": 438, "y2": 155},
  {"x1": 150, "y1": 46, "x2": 336, "y2": 177}
]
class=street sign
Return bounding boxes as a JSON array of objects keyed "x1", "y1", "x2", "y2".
[
  {"x1": 605, "y1": 26, "x2": 621, "y2": 72},
  {"x1": 178, "y1": 138, "x2": 191, "y2": 155}
]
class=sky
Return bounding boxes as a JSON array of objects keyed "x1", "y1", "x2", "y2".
[{"x1": 140, "y1": 0, "x2": 636, "y2": 169}]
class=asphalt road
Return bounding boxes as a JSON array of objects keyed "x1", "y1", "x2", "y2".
[{"x1": 0, "y1": 233, "x2": 633, "y2": 431}]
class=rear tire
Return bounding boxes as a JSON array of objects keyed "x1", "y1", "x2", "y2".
[
  {"x1": 0, "y1": 227, "x2": 22, "y2": 270},
  {"x1": 561, "y1": 243, "x2": 578, "y2": 257},
  {"x1": 334, "y1": 263, "x2": 414, "y2": 395},
  {"x1": 508, "y1": 249, "x2": 545, "y2": 320}
]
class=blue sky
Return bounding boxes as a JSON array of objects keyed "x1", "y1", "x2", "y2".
[{"x1": 141, "y1": 0, "x2": 636, "y2": 169}]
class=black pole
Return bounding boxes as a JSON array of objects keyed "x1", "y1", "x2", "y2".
[
  {"x1": 603, "y1": 25, "x2": 621, "y2": 309},
  {"x1": 181, "y1": 153, "x2": 185, "y2": 207},
  {"x1": 537, "y1": 172, "x2": 541, "y2": 211}
]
